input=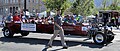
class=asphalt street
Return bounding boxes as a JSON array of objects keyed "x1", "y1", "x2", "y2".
[{"x1": 0, "y1": 27, "x2": 120, "y2": 51}]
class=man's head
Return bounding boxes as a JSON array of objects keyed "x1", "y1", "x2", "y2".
[
  {"x1": 56, "y1": 9, "x2": 61, "y2": 15},
  {"x1": 14, "y1": 12, "x2": 18, "y2": 15}
]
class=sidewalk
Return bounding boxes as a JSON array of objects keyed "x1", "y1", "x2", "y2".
[
  {"x1": 0, "y1": 27, "x2": 3, "y2": 32},
  {"x1": 112, "y1": 27, "x2": 120, "y2": 33}
]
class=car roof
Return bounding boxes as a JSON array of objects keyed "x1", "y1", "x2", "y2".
[{"x1": 99, "y1": 10, "x2": 118, "y2": 13}]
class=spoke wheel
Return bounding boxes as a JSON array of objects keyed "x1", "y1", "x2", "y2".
[
  {"x1": 93, "y1": 32, "x2": 107, "y2": 44},
  {"x1": 3, "y1": 28, "x2": 14, "y2": 38}
]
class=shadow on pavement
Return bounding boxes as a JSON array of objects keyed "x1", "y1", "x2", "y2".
[
  {"x1": 65, "y1": 35, "x2": 88, "y2": 38},
  {"x1": 42, "y1": 48, "x2": 64, "y2": 51},
  {"x1": 0, "y1": 36, "x2": 106, "y2": 51}
]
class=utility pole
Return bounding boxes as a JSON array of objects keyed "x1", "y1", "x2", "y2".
[
  {"x1": 18, "y1": 0, "x2": 21, "y2": 11},
  {"x1": 24, "y1": 0, "x2": 26, "y2": 11}
]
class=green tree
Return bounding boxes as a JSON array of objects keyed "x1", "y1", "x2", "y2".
[
  {"x1": 70, "y1": 0, "x2": 95, "y2": 16},
  {"x1": 109, "y1": 0, "x2": 120, "y2": 10},
  {"x1": 101, "y1": 0, "x2": 110, "y2": 10},
  {"x1": 43, "y1": 0, "x2": 72, "y2": 15},
  {"x1": 100, "y1": 0, "x2": 120, "y2": 11}
]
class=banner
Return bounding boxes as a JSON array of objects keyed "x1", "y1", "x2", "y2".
[
  {"x1": 82, "y1": 26, "x2": 88, "y2": 31},
  {"x1": 21, "y1": 24, "x2": 36, "y2": 31}
]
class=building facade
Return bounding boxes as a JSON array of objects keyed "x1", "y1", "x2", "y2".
[{"x1": 0, "y1": 0, "x2": 46, "y2": 16}]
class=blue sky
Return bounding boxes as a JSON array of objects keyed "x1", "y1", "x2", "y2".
[
  {"x1": 94, "y1": 0, "x2": 113, "y2": 8},
  {"x1": 94, "y1": 0, "x2": 103, "y2": 7}
]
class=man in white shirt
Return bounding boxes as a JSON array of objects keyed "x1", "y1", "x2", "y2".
[{"x1": 118, "y1": 16, "x2": 120, "y2": 29}]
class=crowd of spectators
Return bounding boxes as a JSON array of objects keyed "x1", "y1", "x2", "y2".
[{"x1": 4, "y1": 12, "x2": 85, "y2": 26}]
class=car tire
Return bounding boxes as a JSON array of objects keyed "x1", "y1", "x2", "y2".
[
  {"x1": 93, "y1": 32, "x2": 107, "y2": 44},
  {"x1": 107, "y1": 31, "x2": 114, "y2": 42},
  {"x1": 3, "y1": 28, "x2": 14, "y2": 38},
  {"x1": 21, "y1": 31, "x2": 29, "y2": 36}
]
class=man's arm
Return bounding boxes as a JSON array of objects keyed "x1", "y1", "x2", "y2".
[{"x1": 54, "y1": 22, "x2": 62, "y2": 29}]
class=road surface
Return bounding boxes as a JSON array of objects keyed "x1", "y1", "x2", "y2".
[{"x1": 0, "y1": 27, "x2": 120, "y2": 51}]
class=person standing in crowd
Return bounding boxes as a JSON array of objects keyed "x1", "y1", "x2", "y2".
[
  {"x1": 76, "y1": 15, "x2": 80, "y2": 22},
  {"x1": 64, "y1": 15, "x2": 69, "y2": 23},
  {"x1": 71, "y1": 16, "x2": 77, "y2": 25},
  {"x1": 1, "y1": 16, "x2": 6, "y2": 26},
  {"x1": 21, "y1": 12, "x2": 27, "y2": 23},
  {"x1": 46, "y1": 9, "x2": 68, "y2": 49},
  {"x1": 118, "y1": 15, "x2": 120, "y2": 29},
  {"x1": 5, "y1": 13, "x2": 13, "y2": 22},
  {"x1": 95, "y1": 14, "x2": 98, "y2": 23},
  {"x1": 13, "y1": 12, "x2": 21, "y2": 22},
  {"x1": 2, "y1": 16, "x2": 5, "y2": 24},
  {"x1": 115, "y1": 16, "x2": 119, "y2": 29},
  {"x1": 111, "y1": 16, "x2": 115, "y2": 26}
]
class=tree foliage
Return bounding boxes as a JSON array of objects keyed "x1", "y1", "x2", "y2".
[
  {"x1": 70, "y1": 0, "x2": 95, "y2": 16},
  {"x1": 43, "y1": 0, "x2": 71, "y2": 14},
  {"x1": 101, "y1": 0, "x2": 110, "y2": 10},
  {"x1": 109, "y1": 0, "x2": 120, "y2": 10},
  {"x1": 100, "y1": 0, "x2": 120, "y2": 11}
]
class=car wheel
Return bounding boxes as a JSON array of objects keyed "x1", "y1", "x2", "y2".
[
  {"x1": 93, "y1": 32, "x2": 107, "y2": 44},
  {"x1": 21, "y1": 31, "x2": 29, "y2": 36},
  {"x1": 3, "y1": 28, "x2": 14, "y2": 38},
  {"x1": 107, "y1": 31, "x2": 114, "y2": 42}
]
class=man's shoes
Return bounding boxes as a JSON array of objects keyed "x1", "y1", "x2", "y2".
[
  {"x1": 62, "y1": 46, "x2": 68, "y2": 49},
  {"x1": 45, "y1": 45, "x2": 52, "y2": 48}
]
